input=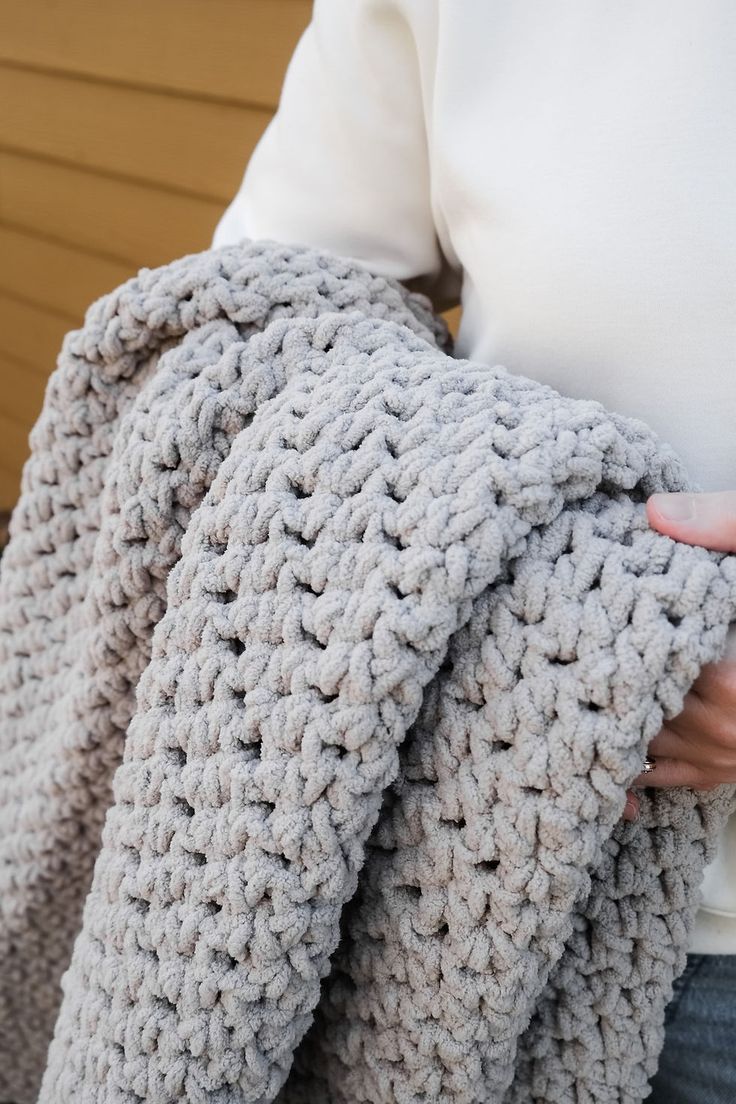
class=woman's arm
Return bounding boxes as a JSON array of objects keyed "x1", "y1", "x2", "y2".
[{"x1": 213, "y1": 0, "x2": 462, "y2": 313}]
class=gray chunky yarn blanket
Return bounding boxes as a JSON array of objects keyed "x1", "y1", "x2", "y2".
[{"x1": 1, "y1": 239, "x2": 736, "y2": 1104}]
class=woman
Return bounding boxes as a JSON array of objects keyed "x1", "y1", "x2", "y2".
[{"x1": 213, "y1": 3, "x2": 736, "y2": 1098}]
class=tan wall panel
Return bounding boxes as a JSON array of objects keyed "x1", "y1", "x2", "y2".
[
  {"x1": 1, "y1": 1, "x2": 311, "y2": 108},
  {"x1": 443, "y1": 305, "x2": 462, "y2": 339},
  {"x1": 0, "y1": 466, "x2": 22, "y2": 510},
  {"x1": 0, "y1": 356, "x2": 48, "y2": 427},
  {"x1": 0, "y1": 153, "x2": 225, "y2": 269},
  {"x1": 0, "y1": 3, "x2": 308, "y2": 511},
  {"x1": 0, "y1": 1, "x2": 461, "y2": 511},
  {"x1": 0, "y1": 294, "x2": 70, "y2": 377},
  {"x1": 0, "y1": 412, "x2": 31, "y2": 480},
  {"x1": 0, "y1": 225, "x2": 133, "y2": 322},
  {"x1": 0, "y1": 65, "x2": 271, "y2": 201}
]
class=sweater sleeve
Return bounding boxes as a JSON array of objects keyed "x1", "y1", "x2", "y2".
[{"x1": 211, "y1": 0, "x2": 462, "y2": 312}]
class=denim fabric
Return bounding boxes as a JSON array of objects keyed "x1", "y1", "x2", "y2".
[{"x1": 648, "y1": 953, "x2": 736, "y2": 1103}]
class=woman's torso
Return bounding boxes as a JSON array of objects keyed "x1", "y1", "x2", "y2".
[
  {"x1": 415, "y1": 1, "x2": 736, "y2": 491},
  {"x1": 213, "y1": 0, "x2": 736, "y2": 947}
]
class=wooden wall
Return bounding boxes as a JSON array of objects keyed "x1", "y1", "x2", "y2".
[{"x1": 0, "y1": 0, "x2": 460, "y2": 514}]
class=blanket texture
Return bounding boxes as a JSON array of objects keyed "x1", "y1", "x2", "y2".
[{"x1": 1, "y1": 239, "x2": 736, "y2": 1104}]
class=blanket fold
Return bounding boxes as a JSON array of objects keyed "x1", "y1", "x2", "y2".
[{"x1": 1, "y1": 239, "x2": 735, "y2": 1104}]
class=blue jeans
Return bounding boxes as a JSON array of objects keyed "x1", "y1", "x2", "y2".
[{"x1": 648, "y1": 953, "x2": 736, "y2": 1103}]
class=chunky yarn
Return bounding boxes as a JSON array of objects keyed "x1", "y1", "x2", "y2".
[{"x1": 1, "y1": 239, "x2": 735, "y2": 1104}]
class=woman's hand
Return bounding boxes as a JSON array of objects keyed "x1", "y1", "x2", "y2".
[{"x1": 621, "y1": 490, "x2": 736, "y2": 821}]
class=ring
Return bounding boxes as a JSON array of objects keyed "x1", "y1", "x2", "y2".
[{"x1": 642, "y1": 755, "x2": 657, "y2": 774}]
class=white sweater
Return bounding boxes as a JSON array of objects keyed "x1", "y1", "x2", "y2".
[{"x1": 213, "y1": 0, "x2": 736, "y2": 954}]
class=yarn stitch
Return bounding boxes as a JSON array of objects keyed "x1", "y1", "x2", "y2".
[{"x1": 1, "y1": 239, "x2": 735, "y2": 1104}]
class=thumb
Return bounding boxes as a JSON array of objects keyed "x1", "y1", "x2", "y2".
[{"x1": 646, "y1": 490, "x2": 736, "y2": 552}]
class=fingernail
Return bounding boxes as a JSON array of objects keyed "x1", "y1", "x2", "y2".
[
  {"x1": 625, "y1": 799, "x2": 639, "y2": 821},
  {"x1": 650, "y1": 493, "x2": 696, "y2": 521}
]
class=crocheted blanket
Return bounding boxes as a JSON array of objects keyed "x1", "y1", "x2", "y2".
[{"x1": 1, "y1": 240, "x2": 735, "y2": 1104}]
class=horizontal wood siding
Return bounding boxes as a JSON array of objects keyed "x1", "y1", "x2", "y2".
[
  {"x1": 0, "y1": 225, "x2": 133, "y2": 319},
  {"x1": 1, "y1": 1, "x2": 313, "y2": 108},
  {"x1": 0, "y1": 1, "x2": 461, "y2": 513},
  {"x1": 0, "y1": 1, "x2": 311, "y2": 510},
  {"x1": 1, "y1": 66, "x2": 273, "y2": 202},
  {"x1": 0, "y1": 152, "x2": 225, "y2": 268}
]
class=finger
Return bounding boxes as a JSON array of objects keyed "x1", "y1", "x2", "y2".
[
  {"x1": 631, "y1": 756, "x2": 713, "y2": 789},
  {"x1": 621, "y1": 790, "x2": 640, "y2": 822},
  {"x1": 646, "y1": 490, "x2": 736, "y2": 552},
  {"x1": 647, "y1": 716, "x2": 719, "y2": 770},
  {"x1": 646, "y1": 723, "x2": 691, "y2": 761},
  {"x1": 659, "y1": 694, "x2": 736, "y2": 775}
]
